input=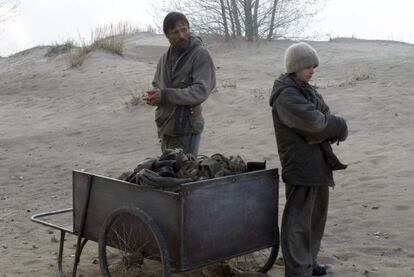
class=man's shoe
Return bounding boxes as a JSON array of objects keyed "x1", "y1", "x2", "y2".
[{"x1": 312, "y1": 264, "x2": 327, "y2": 276}]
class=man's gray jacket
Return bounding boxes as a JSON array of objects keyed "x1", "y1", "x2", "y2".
[
  {"x1": 269, "y1": 73, "x2": 348, "y2": 186},
  {"x1": 152, "y1": 34, "x2": 216, "y2": 137}
]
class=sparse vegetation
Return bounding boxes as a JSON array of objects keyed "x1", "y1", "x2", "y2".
[
  {"x1": 211, "y1": 79, "x2": 237, "y2": 93},
  {"x1": 311, "y1": 68, "x2": 373, "y2": 89},
  {"x1": 42, "y1": 21, "x2": 158, "y2": 66},
  {"x1": 221, "y1": 79, "x2": 237, "y2": 88},
  {"x1": 45, "y1": 40, "x2": 74, "y2": 57},
  {"x1": 211, "y1": 87, "x2": 219, "y2": 94},
  {"x1": 252, "y1": 87, "x2": 270, "y2": 102},
  {"x1": 124, "y1": 79, "x2": 153, "y2": 108},
  {"x1": 353, "y1": 71, "x2": 371, "y2": 82},
  {"x1": 69, "y1": 22, "x2": 136, "y2": 68},
  {"x1": 338, "y1": 69, "x2": 373, "y2": 87},
  {"x1": 126, "y1": 92, "x2": 143, "y2": 106}
]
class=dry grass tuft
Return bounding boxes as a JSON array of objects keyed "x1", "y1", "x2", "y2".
[
  {"x1": 124, "y1": 79, "x2": 153, "y2": 108},
  {"x1": 69, "y1": 22, "x2": 137, "y2": 68},
  {"x1": 45, "y1": 40, "x2": 75, "y2": 57},
  {"x1": 252, "y1": 87, "x2": 270, "y2": 102},
  {"x1": 221, "y1": 79, "x2": 237, "y2": 88},
  {"x1": 338, "y1": 69, "x2": 373, "y2": 87},
  {"x1": 126, "y1": 91, "x2": 144, "y2": 106}
]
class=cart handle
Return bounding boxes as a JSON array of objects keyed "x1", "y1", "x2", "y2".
[{"x1": 31, "y1": 208, "x2": 74, "y2": 234}]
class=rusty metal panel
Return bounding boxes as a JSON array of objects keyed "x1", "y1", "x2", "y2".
[
  {"x1": 72, "y1": 170, "x2": 182, "y2": 266},
  {"x1": 72, "y1": 169, "x2": 279, "y2": 271},
  {"x1": 179, "y1": 169, "x2": 279, "y2": 269}
]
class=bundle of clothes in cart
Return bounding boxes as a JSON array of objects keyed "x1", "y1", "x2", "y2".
[{"x1": 119, "y1": 149, "x2": 265, "y2": 190}]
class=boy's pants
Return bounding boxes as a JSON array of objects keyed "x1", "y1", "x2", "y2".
[{"x1": 281, "y1": 184, "x2": 329, "y2": 277}]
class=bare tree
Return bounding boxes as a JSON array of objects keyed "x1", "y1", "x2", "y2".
[
  {"x1": 267, "y1": 0, "x2": 325, "y2": 40},
  {"x1": 220, "y1": 0, "x2": 230, "y2": 41},
  {"x1": 252, "y1": 0, "x2": 260, "y2": 38},
  {"x1": 243, "y1": 0, "x2": 254, "y2": 41},
  {"x1": 267, "y1": 0, "x2": 279, "y2": 40},
  {"x1": 225, "y1": 0, "x2": 236, "y2": 37},
  {"x1": 151, "y1": 0, "x2": 326, "y2": 41},
  {"x1": 0, "y1": 0, "x2": 19, "y2": 24},
  {"x1": 230, "y1": 0, "x2": 242, "y2": 37}
]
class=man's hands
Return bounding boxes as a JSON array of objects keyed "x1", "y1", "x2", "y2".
[{"x1": 143, "y1": 88, "x2": 162, "y2": 106}]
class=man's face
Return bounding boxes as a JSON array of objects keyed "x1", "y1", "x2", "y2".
[
  {"x1": 296, "y1": 66, "x2": 315, "y2": 82},
  {"x1": 166, "y1": 21, "x2": 190, "y2": 50}
]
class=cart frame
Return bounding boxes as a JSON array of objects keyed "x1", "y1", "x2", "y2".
[{"x1": 32, "y1": 168, "x2": 279, "y2": 277}]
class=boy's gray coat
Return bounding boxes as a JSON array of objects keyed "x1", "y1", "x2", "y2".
[{"x1": 270, "y1": 73, "x2": 348, "y2": 186}]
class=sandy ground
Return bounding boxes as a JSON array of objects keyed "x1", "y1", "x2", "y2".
[{"x1": 1, "y1": 33, "x2": 414, "y2": 276}]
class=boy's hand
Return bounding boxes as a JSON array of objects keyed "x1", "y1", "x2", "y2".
[
  {"x1": 330, "y1": 127, "x2": 348, "y2": 145},
  {"x1": 337, "y1": 126, "x2": 348, "y2": 142}
]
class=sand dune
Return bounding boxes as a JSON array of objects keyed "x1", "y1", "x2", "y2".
[{"x1": 1, "y1": 33, "x2": 413, "y2": 276}]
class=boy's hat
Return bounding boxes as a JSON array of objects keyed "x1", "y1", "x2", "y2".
[{"x1": 284, "y1": 42, "x2": 319, "y2": 73}]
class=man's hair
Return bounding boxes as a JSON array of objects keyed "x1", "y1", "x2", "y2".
[{"x1": 163, "y1": 12, "x2": 190, "y2": 35}]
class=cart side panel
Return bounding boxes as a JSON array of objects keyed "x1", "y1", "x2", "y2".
[
  {"x1": 181, "y1": 169, "x2": 278, "y2": 269},
  {"x1": 72, "y1": 171, "x2": 182, "y2": 266}
]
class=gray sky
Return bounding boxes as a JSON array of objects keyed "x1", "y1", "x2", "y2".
[
  {"x1": 1, "y1": 0, "x2": 413, "y2": 56},
  {"x1": 318, "y1": 0, "x2": 414, "y2": 42}
]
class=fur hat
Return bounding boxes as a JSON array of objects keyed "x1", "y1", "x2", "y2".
[{"x1": 284, "y1": 42, "x2": 319, "y2": 73}]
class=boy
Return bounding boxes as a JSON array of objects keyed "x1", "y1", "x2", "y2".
[{"x1": 269, "y1": 42, "x2": 348, "y2": 277}]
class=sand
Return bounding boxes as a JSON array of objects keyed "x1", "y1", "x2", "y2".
[{"x1": 1, "y1": 33, "x2": 414, "y2": 276}]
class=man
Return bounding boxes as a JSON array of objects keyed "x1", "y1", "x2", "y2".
[
  {"x1": 269, "y1": 42, "x2": 348, "y2": 277},
  {"x1": 145, "y1": 12, "x2": 216, "y2": 156}
]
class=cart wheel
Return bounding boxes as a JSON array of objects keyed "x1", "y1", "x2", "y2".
[
  {"x1": 98, "y1": 207, "x2": 171, "y2": 277},
  {"x1": 227, "y1": 228, "x2": 279, "y2": 273}
]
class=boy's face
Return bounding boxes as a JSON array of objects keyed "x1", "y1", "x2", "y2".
[
  {"x1": 166, "y1": 21, "x2": 190, "y2": 50},
  {"x1": 296, "y1": 66, "x2": 315, "y2": 82}
]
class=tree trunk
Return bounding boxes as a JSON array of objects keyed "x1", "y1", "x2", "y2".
[
  {"x1": 253, "y1": 0, "x2": 259, "y2": 39},
  {"x1": 226, "y1": 0, "x2": 236, "y2": 38},
  {"x1": 220, "y1": 0, "x2": 230, "y2": 41},
  {"x1": 243, "y1": 0, "x2": 254, "y2": 41},
  {"x1": 267, "y1": 0, "x2": 279, "y2": 41},
  {"x1": 231, "y1": 0, "x2": 242, "y2": 36}
]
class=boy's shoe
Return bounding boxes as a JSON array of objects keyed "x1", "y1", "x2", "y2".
[{"x1": 312, "y1": 264, "x2": 327, "y2": 276}]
